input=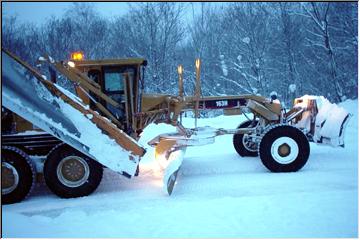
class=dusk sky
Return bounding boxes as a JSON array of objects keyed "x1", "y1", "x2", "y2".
[
  {"x1": 2, "y1": 2, "x2": 130, "y2": 24},
  {"x1": 2, "y1": 2, "x2": 225, "y2": 25}
]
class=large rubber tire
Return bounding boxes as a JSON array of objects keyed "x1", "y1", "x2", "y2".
[
  {"x1": 233, "y1": 120, "x2": 259, "y2": 157},
  {"x1": 259, "y1": 125, "x2": 310, "y2": 172},
  {"x1": 44, "y1": 143, "x2": 103, "y2": 198},
  {"x1": 2, "y1": 146, "x2": 36, "y2": 204}
]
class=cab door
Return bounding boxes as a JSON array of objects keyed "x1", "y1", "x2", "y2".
[{"x1": 102, "y1": 66, "x2": 136, "y2": 132}]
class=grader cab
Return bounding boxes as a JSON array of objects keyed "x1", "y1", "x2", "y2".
[{"x1": 1, "y1": 49, "x2": 350, "y2": 204}]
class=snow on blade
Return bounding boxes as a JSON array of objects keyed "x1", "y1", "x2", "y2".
[
  {"x1": 51, "y1": 83, "x2": 142, "y2": 173},
  {"x1": 3, "y1": 130, "x2": 45, "y2": 136},
  {"x1": 2, "y1": 50, "x2": 140, "y2": 176},
  {"x1": 55, "y1": 97, "x2": 140, "y2": 175},
  {"x1": 313, "y1": 96, "x2": 350, "y2": 146},
  {"x1": 295, "y1": 95, "x2": 351, "y2": 147}
]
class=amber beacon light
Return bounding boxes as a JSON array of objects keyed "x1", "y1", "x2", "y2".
[{"x1": 71, "y1": 51, "x2": 84, "y2": 61}]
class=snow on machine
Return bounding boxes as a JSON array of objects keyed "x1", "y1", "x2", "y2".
[{"x1": 1, "y1": 49, "x2": 350, "y2": 204}]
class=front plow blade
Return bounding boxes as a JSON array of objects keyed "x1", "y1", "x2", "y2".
[
  {"x1": 2, "y1": 50, "x2": 145, "y2": 176},
  {"x1": 295, "y1": 95, "x2": 351, "y2": 147},
  {"x1": 314, "y1": 101, "x2": 351, "y2": 147}
]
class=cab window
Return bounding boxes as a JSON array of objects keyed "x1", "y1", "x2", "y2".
[
  {"x1": 102, "y1": 67, "x2": 136, "y2": 122},
  {"x1": 104, "y1": 69, "x2": 124, "y2": 92}
]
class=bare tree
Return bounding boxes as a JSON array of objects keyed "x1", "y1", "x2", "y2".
[
  {"x1": 224, "y1": 3, "x2": 276, "y2": 96},
  {"x1": 274, "y1": 2, "x2": 304, "y2": 106},
  {"x1": 2, "y1": 16, "x2": 41, "y2": 65},
  {"x1": 188, "y1": 3, "x2": 228, "y2": 96},
  {"x1": 40, "y1": 3, "x2": 109, "y2": 61},
  {"x1": 302, "y1": 2, "x2": 344, "y2": 101},
  {"x1": 110, "y1": 2, "x2": 185, "y2": 94}
]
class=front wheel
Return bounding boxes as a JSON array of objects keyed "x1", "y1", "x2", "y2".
[
  {"x1": 259, "y1": 125, "x2": 310, "y2": 172},
  {"x1": 44, "y1": 144, "x2": 103, "y2": 198}
]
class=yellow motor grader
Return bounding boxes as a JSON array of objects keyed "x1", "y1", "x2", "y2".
[{"x1": 1, "y1": 49, "x2": 350, "y2": 204}]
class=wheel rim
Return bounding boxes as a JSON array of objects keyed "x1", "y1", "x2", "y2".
[
  {"x1": 56, "y1": 156, "x2": 90, "y2": 188},
  {"x1": 242, "y1": 134, "x2": 258, "y2": 152},
  {"x1": 2, "y1": 162, "x2": 19, "y2": 194},
  {"x1": 270, "y1": 137, "x2": 299, "y2": 164}
]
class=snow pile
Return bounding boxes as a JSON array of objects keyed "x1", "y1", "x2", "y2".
[{"x1": 138, "y1": 122, "x2": 176, "y2": 164}]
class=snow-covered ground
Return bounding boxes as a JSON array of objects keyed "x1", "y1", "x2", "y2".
[{"x1": 3, "y1": 100, "x2": 358, "y2": 238}]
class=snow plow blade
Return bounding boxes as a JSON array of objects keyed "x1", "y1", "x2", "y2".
[
  {"x1": 313, "y1": 99, "x2": 351, "y2": 147},
  {"x1": 2, "y1": 49, "x2": 145, "y2": 177},
  {"x1": 294, "y1": 95, "x2": 351, "y2": 147}
]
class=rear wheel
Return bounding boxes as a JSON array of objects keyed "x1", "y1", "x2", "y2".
[
  {"x1": 44, "y1": 144, "x2": 103, "y2": 198},
  {"x1": 233, "y1": 120, "x2": 259, "y2": 157},
  {"x1": 259, "y1": 125, "x2": 310, "y2": 172},
  {"x1": 1, "y1": 146, "x2": 36, "y2": 204}
]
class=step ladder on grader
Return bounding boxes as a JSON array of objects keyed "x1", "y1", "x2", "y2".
[{"x1": 1, "y1": 49, "x2": 350, "y2": 204}]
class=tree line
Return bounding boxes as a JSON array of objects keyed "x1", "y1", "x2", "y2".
[{"x1": 2, "y1": 2, "x2": 357, "y2": 105}]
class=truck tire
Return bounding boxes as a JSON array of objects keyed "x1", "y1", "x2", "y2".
[
  {"x1": 2, "y1": 146, "x2": 36, "y2": 204},
  {"x1": 44, "y1": 143, "x2": 103, "y2": 198},
  {"x1": 259, "y1": 125, "x2": 310, "y2": 172},
  {"x1": 233, "y1": 120, "x2": 259, "y2": 157}
]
